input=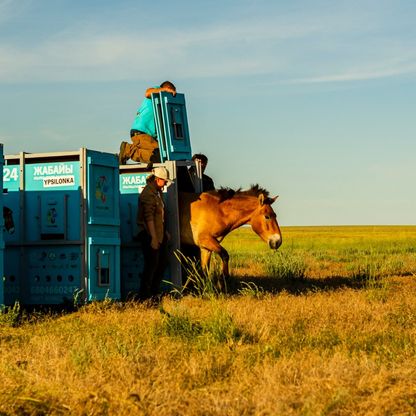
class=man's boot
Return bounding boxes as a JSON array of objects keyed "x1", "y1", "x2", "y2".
[
  {"x1": 146, "y1": 148, "x2": 161, "y2": 169},
  {"x1": 119, "y1": 142, "x2": 128, "y2": 165}
]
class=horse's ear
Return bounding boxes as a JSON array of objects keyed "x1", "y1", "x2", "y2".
[
  {"x1": 258, "y1": 194, "x2": 265, "y2": 205},
  {"x1": 270, "y1": 195, "x2": 279, "y2": 204}
]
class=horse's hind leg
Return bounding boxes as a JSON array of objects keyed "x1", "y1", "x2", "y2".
[
  {"x1": 200, "y1": 248, "x2": 212, "y2": 273},
  {"x1": 200, "y1": 244, "x2": 229, "y2": 292}
]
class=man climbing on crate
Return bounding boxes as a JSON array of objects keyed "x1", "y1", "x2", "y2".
[{"x1": 119, "y1": 81, "x2": 176, "y2": 167}]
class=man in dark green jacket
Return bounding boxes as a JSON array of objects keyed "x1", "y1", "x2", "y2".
[{"x1": 137, "y1": 167, "x2": 173, "y2": 300}]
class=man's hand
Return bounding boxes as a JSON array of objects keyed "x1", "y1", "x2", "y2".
[
  {"x1": 145, "y1": 87, "x2": 176, "y2": 98},
  {"x1": 164, "y1": 87, "x2": 176, "y2": 97},
  {"x1": 151, "y1": 237, "x2": 160, "y2": 250}
]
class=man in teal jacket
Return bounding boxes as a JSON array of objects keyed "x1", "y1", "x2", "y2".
[{"x1": 119, "y1": 81, "x2": 176, "y2": 166}]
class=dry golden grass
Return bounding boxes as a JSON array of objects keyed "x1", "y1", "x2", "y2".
[{"x1": 1, "y1": 226, "x2": 416, "y2": 415}]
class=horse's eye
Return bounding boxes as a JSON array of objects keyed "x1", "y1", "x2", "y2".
[{"x1": 265, "y1": 215, "x2": 270, "y2": 220}]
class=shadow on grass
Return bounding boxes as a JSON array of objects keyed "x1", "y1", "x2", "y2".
[
  {"x1": 2, "y1": 276, "x2": 370, "y2": 323},
  {"x1": 227, "y1": 275, "x2": 366, "y2": 295}
]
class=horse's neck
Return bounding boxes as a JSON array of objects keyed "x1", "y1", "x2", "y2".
[{"x1": 224, "y1": 197, "x2": 257, "y2": 229}]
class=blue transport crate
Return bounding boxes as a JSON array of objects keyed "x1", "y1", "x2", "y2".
[{"x1": 2, "y1": 148, "x2": 120, "y2": 305}]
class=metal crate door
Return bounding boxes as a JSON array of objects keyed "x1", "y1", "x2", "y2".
[
  {"x1": 119, "y1": 171, "x2": 147, "y2": 299},
  {"x1": 86, "y1": 151, "x2": 120, "y2": 301},
  {"x1": 2, "y1": 163, "x2": 20, "y2": 306},
  {"x1": 0, "y1": 144, "x2": 3, "y2": 306},
  {"x1": 152, "y1": 92, "x2": 192, "y2": 161}
]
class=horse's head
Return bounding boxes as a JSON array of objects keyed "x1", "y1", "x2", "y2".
[
  {"x1": 250, "y1": 193, "x2": 282, "y2": 250},
  {"x1": 3, "y1": 206, "x2": 15, "y2": 234}
]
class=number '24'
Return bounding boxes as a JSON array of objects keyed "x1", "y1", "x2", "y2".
[{"x1": 3, "y1": 167, "x2": 19, "y2": 182}]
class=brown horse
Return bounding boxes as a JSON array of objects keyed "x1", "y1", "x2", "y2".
[{"x1": 179, "y1": 185, "x2": 282, "y2": 289}]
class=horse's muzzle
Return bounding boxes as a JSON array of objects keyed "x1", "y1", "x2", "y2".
[{"x1": 268, "y1": 234, "x2": 282, "y2": 250}]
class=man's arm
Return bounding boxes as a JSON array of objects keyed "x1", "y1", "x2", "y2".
[
  {"x1": 140, "y1": 190, "x2": 160, "y2": 249},
  {"x1": 145, "y1": 86, "x2": 176, "y2": 98},
  {"x1": 145, "y1": 219, "x2": 160, "y2": 250}
]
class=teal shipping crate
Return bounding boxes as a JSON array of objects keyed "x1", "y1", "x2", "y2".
[
  {"x1": 2, "y1": 149, "x2": 120, "y2": 306},
  {"x1": 119, "y1": 161, "x2": 182, "y2": 299},
  {"x1": 152, "y1": 92, "x2": 192, "y2": 162},
  {"x1": 0, "y1": 144, "x2": 4, "y2": 306}
]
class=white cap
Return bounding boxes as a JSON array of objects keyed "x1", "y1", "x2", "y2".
[{"x1": 152, "y1": 167, "x2": 173, "y2": 185}]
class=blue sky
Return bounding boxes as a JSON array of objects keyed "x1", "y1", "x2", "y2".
[{"x1": 0, "y1": 0, "x2": 415, "y2": 225}]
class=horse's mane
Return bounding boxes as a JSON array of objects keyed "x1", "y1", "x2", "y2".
[
  {"x1": 209, "y1": 184, "x2": 272, "y2": 203},
  {"x1": 204, "y1": 187, "x2": 236, "y2": 202}
]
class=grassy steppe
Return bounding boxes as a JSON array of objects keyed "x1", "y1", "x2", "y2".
[{"x1": 1, "y1": 226, "x2": 416, "y2": 415}]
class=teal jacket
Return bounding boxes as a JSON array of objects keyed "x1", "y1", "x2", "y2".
[{"x1": 131, "y1": 90, "x2": 157, "y2": 137}]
